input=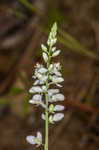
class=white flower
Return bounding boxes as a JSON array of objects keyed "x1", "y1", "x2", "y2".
[
  {"x1": 42, "y1": 85, "x2": 46, "y2": 92},
  {"x1": 52, "y1": 50, "x2": 61, "y2": 57},
  {"x1": 35, "y1": 63, "x2": 41, "y2": 69},
  {"x1": 29, "y1": 86, "x2": 42, "y2": 93},
  {"x1": 48, "y1": 64, "x2": 53, "y2": 71},
  {"x1": 51, "y1": 94, "x2": 64, "y2": 102},
  {"x1": 29, "y1": 94, "x2": 42, "y2": 104},
  {"x1": 48, "y1": 89, "x2": 59, "y2": 96},
  {"x1": 41, "y1": 113, "x2": 45, "y2": 120},
  {"x1": 56, "y1": 83, "x2": 63, "y2": 87},
  {"x1": 37, "y1": 132, "x2": 42, "y2": 143},
  {"x1": 29, "y1": 94, "x2": 46, "y2": 108},
  {"x1": 55, "y1": 63, "x2": 61, "y2": 70},
  {"x1": 49, "y1": 104, "x2": 64, "y2": 113},
  {"x1": 53, "y1": 113, "x2": 64, "y2": 122},
  {"x1": 50, "y1": 75, "x2": 64, "y2": 83},
  {"x1": 41, "y1": 44, "x2": 47, "y2": 52},
  {"x1": 43, "y1": 52, "x2": 48, "y2": 62},
  {"x1": 33, "y1": 75, "x2": 47, "y2": 85},
  {"x1": 33, "y1": 80, "x2": 39, "y2": 85},
  {"x1": 53, "y1": 105, "x2": 65, "y2": 111},
  {"x1": 52, "y1": 68, "x2": 61, "y2": 76},
  {"x1": 40, "y1": 75, "x2": 47, "y2": 82},
  {"x1": 49, "y1": 64, "x2": 61, "y2": 76},
  {"x1": 35, "y1": 72, "x2": 42, "y2": 79},
  {"x1": 26, "y1": 136, "x2": 36, "y2": 144},
  {"x1": 38, "y1": 68, "x2": 47, "y2": 74},
  {"x1": 26, "y1": 132, "x2": 42, "y2": 146},
  {"x1": 32, "y1": 94, "x2": 42, "y2": 101}
]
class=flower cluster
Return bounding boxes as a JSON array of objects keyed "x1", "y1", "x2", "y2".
[{"x1": 26, "y1": 23, "x2": 65, "y2": 148}]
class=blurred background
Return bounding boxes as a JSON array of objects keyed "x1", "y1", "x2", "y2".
[{"x1": 0, "y1": 0, "x2": 99, "y2": 150}]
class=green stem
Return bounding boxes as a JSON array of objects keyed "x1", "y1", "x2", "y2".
[
  {"x1": 45, "y1": 47, "x2": 51, "y2": 150},
  {"x1": 45, "y1": 88, "x2": 49, "y2": 150}
]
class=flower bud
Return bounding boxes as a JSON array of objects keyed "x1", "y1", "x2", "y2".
[
  {"x1": 52, "y1": 50, "x2": 61, "y2": 57},
  {"x1": 43, "y1": 52, "x2": 48, "y2": 62},
  {"x1": 41, "y1": 44, "x2": 47, "y2": 52},
  {"x1": 49, "y1": 115, "x2": 54, "y2": 124},
  {"x1": 49, "y1": 104, "x2": 54, "y2": 113}
]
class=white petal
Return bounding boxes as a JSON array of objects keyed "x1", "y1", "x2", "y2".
[
  {"x1": 53, "y1": 105, "x2": 65, "y2": 111},
  {"x1": 29, "y1": 86, "x2": 42, "y2": 93},
  {"x1": 53, "y1": 113, "x2": 64, "y2": 122},
  {"x1": 32, "y1": 94, "x2": 42, "y2": 101},
  {"x1": 51, "y1": 76, "x2": 64, "y2": 83},
  {"x1": 54, "y1": 69, "x2": 61, "y2": 76},
  {"x1": 35, "y1": 63, "x2": 41, "y2": 69},
  {"x1": 40, "y1": 75, "x2": 47, "y2": 82},
  {"x1": 55, "y1": 63, "x2": 61, "y2": 70},
  {"x1": 37, "y1": 132, "x2": 42, "y2": 142},
  {"x1": 51, "y1": 38, "x2": 57, "y2": 46},
  {"x1": 48, "y1": 89, "x2": 59, "y2": 96},
  {"x1": 43, "y1": 52, "x2": 48, "y2": 62},
  {"x1": 38, "y1": 68, "x2": 47, "y2": 74},
  {"x1": 42, "y1": 85, "x2": 46, "y2": 92},
  {"x1": 47, "y1": 38, "x2": 57, "y2": 46},
  {"x1": 49, "y1": 64, "x2": 53, "y2": 71},
  {"x1": 35, "y1": 72, "x2": 42, "y2": 79},
  {"x1": 52, "y1": 50, "x2": 61, "y2": 57},
  {"x1": 32, "y1": 75, "x2": 36, "y2": 79},
  {"x1": 56, "y1": 83, "x2": 63, "y2": 87},
  {"x1": 26, "y1": 136, "x2": 36, "y2": 144},
  {"x1": 52, "y1": 94, "x2": 64, "y2": 101},
  {"x1": 33, "y1": 80, "x2": 39, "y2": 85},
  {"x1": 29, "y1": 94, "x2": 42, "y2": 105},
  {"x1": 41, "y1": 113, "x2": 45, "y2": 120}
]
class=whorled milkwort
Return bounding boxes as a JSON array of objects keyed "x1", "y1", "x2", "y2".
[{"x1": 26, "y1": 22, "x2": 65, "y2": 149}]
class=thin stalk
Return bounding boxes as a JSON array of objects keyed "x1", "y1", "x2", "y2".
[
  {"x1": 45, "y1": 86, "x2": 49, "y2": 150},
  {"x1": 45, "y1": 47, "x2": 51, "y2": 150}
]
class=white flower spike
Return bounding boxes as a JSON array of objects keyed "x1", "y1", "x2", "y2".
[{"x1": 27, "y1": 22, "x2": 65, "y2": 149}]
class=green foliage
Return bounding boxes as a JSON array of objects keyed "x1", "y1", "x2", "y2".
[
  {"x1": 9, "y1": 86, "x2": 24, "y2": 95},
  {"x1": 35, "y1": 48, "x2": 42, "y2": 58},
  {"x1": 24, "y1": 93, "x2": 31, "y2": 115},
  {"x1": 58, "y1": 29, "x2": 98, "y2": 59},
  {"x1": 19, "y1": 0, "x2": 42, "y2": 15}
]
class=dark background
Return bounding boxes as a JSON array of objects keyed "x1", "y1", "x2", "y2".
[{"x1": 0, "y1": 0, "x2": 99, "y2": 150}]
